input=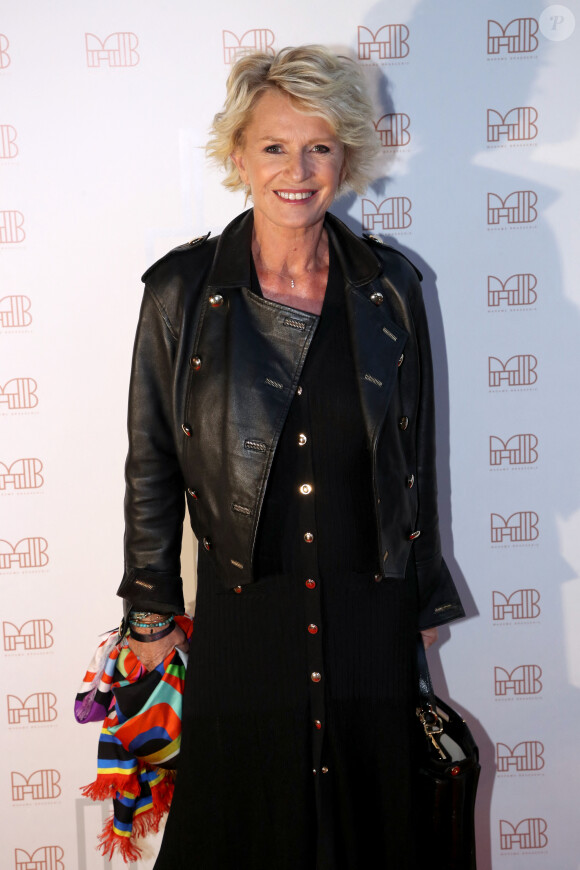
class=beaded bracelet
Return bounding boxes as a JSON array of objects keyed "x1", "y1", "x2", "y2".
[{"x1": 129, "y1": 615, "x2": 174, "y2": 630}]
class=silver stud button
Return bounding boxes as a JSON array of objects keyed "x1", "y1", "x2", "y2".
[
  {"x1": 370, "y1": 292, "x2": 384, "y2": 306},
  {"x1": 191, "y1": 356, "x2": 202, "y2": 370},
  {"x1": 409, "y1": 530, "x2": 421, "y2": 541},
  {"x1": 182, "y1": 424, "x2": 192, "y2": 437},
  {"x1": 298, "y1": 433, "x2": 307, "y2": 446},
  {"x1": 304, "y1": 532, "x2": 314, "y2": 543},
  {"x1": 407, "y1": 474, "x2": 415, "y2": 489},
  {"x1": 397, "y1": 354, "x2": 404, "y2": 367},
  {"x1": 399, "y1": 416, "x2": 409, "y2": 431},
  {"x1": 300, "y1": 484, "x2": 312, "y2": 495},
  {"x1": 209, "y1": 294, "x2": 223, "y2": 308},
  {"x1": 311, "y1": 672, "x2": 321, "y2": 683}
]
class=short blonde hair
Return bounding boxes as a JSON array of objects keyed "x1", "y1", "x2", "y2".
[{"x1": 207, "y1": 45, "x2": 379, "y2": 196}]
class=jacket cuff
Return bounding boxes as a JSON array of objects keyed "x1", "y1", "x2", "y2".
[
  {"x1": 416, "y1": 556, "x2": 465, "y2": 630},
  {"x1": 116, "y1": 568, "x2": 185, "y2": 619}
]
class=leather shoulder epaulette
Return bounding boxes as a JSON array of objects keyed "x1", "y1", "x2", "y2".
[
  {"x1": 362, "y1": 233, "x2": 423, "y2": 281},
  {"x1": 141, "y1": 232, "x2": 211, "y2": 282}
]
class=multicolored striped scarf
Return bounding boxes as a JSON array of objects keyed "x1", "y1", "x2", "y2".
[{"x1": 74, "y1": 614, "x2": 193, "y2": 863}]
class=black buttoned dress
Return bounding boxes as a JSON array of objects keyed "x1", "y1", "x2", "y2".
[{"x1": 154, "y1": 249, "x2": 419, "y2": 870}]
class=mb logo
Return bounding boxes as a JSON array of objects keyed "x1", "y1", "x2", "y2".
[
  {"x1": 487, "y1": 191, "x2": 537, "y2": 225},
  {"x1": 493, "y1": 589, "x2": 541, "y2": 620},
  {"x1": 494, "y1": 664, "x2": 542, "y2": 696},
  {"x1": 489, "y1": 434, "x2": 538, "y2": 465},
  {"x1": 0, "y1": 458, "x2": 44, "y2": 490},
  {"x1": 3, "y1": 619, "x2": 54, "y2": 651},
  {"x1": 85, "y1": 33, "x2": 139, "y2": 67},
  {"x1": 358, "y1": 25, "x2": 410, "y2": 60},
  {"x1": 362, "y1": 197, "x2": 412, "y2": 231},
  {"x1": 0, "y1": 537, "x2": 49, "y2": 569},
  {"x1": 11, "y1": 769, "x2": 61, "y2": 801},
  {"x1": 0, "y1": 34, "x2": 10, "y2": 69},
  {"x1": 499, "y1": 818, "x2": 548, "y2": 850},
  {"x1": 8, "y1": 692, "x2": 57, "y2": 724},
  {"x1": 222, "y1": 29, "x2": 275, "y2": 65},
  {"x1": 489, "y1": 354, "x2": 537, "y2": 387},
  {"x1": 375, "y1": 114, "x2": 411, "y2": 147},
  {"x1": 487, "y1": 107, "x2": 538, "y2": 142},
  {"x1": 0, "y1": 125, "x2": 18, "y2": 159},
  {"x1": 0, "y1": 212, "x2": 26, "y2": 244},
  {"x1": 491, "y1": 511, "x2": 539, "y2": 543},
  {"x1": 0, "y1": 296, "x2": 31, "y2": 327},
  {"x1": 0, "y1": 378, "x2": 38, "y2": 410},
  {"x1": 488, "y1": 273, "x2": 537, "y2": 307},
  {"x1": 496, "y1": 740, "x2": 545, "y2": 772},
  {"x1": 15, "y1": 847, "x2": 65, "y2": 870},
  {"x1": 488, "y1": 19, "x2": 539, "y2": 54}
]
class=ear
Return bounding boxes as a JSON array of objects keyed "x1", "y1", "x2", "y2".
[{"x1": 231, "y1": 149, "x2": 249, "y2": 186}]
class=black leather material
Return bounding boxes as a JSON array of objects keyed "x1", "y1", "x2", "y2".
[
  {"x1": 416, "y1": 639, "x2": 480, "y2": 869},
  {"x1": 118, "y1": 209, "x2": 465, "y2": 629}
]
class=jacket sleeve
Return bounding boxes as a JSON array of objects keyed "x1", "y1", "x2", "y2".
[
  {"x1": 115, "y1": 285, "x2": 186, "y2": 617},
  {"x1": 408, "y1": 279, "x2": 465, "y2": 630}
]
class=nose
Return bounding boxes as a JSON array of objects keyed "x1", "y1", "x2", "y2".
[{"x1": 287, "y1": 150, "x2": 310, "y2": 182}]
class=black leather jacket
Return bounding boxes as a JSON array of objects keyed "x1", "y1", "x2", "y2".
[{"x1": 117, "y1": 210, "x2": 464, "y2": 630}]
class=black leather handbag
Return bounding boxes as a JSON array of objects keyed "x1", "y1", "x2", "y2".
[{"x1": 415, "y1": 640, "x2": 480, "y2": 870}]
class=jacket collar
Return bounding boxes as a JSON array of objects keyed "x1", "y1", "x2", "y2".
[{"x1": 206, "y1": 208, "x2": 382, "y2": 290}]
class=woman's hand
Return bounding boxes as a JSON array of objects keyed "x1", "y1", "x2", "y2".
[
  {"x1": 420, "y1": 627, "x2": 438, "y2": 650},
  {"x1": 127, "y1": 622, "x2": 188, "y2": 672}
]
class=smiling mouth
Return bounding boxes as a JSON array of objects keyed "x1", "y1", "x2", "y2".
[{"x1": 275, "y1": 191, "x2": 316, "y2": 201}]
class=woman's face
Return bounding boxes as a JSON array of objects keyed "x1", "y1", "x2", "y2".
[{"x1": 231, "y1": 90, "x2": 345, "y2": 236}]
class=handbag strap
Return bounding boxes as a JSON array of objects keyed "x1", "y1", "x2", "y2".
[{"x1": 417, "y1": 636, "x2": 437, "y2": 707}]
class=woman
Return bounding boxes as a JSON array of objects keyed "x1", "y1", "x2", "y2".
[{"x1": 119, "y1": 46, "x2": 465, "y2": 869}]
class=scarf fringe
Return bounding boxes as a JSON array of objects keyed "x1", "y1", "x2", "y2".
[
  {"x1": 150, "y1": 770, "x2": 175, "y2": 809},
  {"x1": 96, "y1": 780, "x2": 174, "y2": 864},
  {"x1": 81, "y1": 773, "x2": 140, "y2": 801},
  {"x1": 97, "y1": 815, "x2": 144, "y2": 863}
]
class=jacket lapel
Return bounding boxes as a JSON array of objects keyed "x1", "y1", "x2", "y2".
[{"x1": 326, "y1": 214, "x2": 409, "y2": 447}]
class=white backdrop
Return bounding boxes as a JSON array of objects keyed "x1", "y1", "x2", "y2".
[{"x1": 1, "y1": 1, "x2": 580, "y2": 868}]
